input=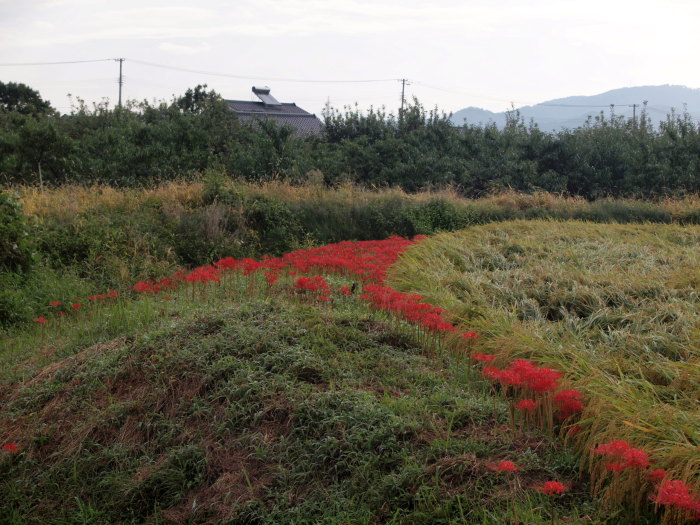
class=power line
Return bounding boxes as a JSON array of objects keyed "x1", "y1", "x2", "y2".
[
  {"x1": 412, "y1": 81, "x2": 535, "y2": 106},
  {"x1": 0, "y1": 59, "x2": 114, "y2": 66},
  {"x1": 128, "y1": 59, "x2": 398, "y2": 84}
]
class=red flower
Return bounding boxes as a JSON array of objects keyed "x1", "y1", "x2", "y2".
[
  {"x1": 623, "y1": 448, "x2": 650, "y2": 469},
  {"x1": 652, "y1": 479, "x2": 700, "y2": 514},
  {"x1": 606, "y1": 462, "x2": 625, "y2": 473},
  {"x1": 49, "y1": 301, "x2": 61, "y2": 307},
  {"x1": 339, "y1": 285, "x2": 352, "y2": 296},
  {"x1": 553, "y1": 389, "x2": 584, "y2": 419},
  {"x1": 648, "y1": 469, "x2": 668, "y2": 483},
  {"x1": 595, "y1": 440, "x2": 631, "y2": 458},
  {"x1": 33, "y1": 317, "x2": 47, "y2": 324},
  {"x1": 516, "y1": 399, "x2": 537, "y2": 412},
  {"x1": 71, "y1": 303, "x2": 81, "y2": 310},
  {"x1": 2, "y1": 443, "x2": 19, "y2": 452},
  {"x1": 489, "y1": 460, "x2": 520, "y2": 472},
  {"x1": 539, "y1": 481, "x2": 567, "y2": 495},
  {"x1": 461, "y1": 331, "x2": 478, "y2": 340}
]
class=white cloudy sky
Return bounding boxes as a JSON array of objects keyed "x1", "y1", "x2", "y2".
[{"x1": 1, "y1": 0, "x2": 699, "y2": 115}]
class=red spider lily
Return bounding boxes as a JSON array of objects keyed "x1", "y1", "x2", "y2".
[
  {"x1": 339, "y1": 285, "x2": 352, "y2": 295},
  {"x1": 472, "y1": 353, "x2": 496, "y2": 362},
  {"x1": 553, "y1": 389, "x2": 584, "y2": 419},
  {"x1": 623, "y1": 448, "x2": 650, "y2": 469},
  {"x1": 461, "y1": 331, "x2": 478, "y2": 340},
  {"x1": 595, "y1": 440, "x2": 631, "y2": 458},
  {"x1": 317, "y1": 295, "x2": 330, "y2": 302},
  {"x1": 516, "y1": 399, "x2": 537, "y2": 412},
  {"x1": 606, "y1": 462, "x2": 625, "y2": 473},
  {"x1": 482, "y1": 366, "x2": 500, "y2": 380},
  {"x1": 652, "y1": 479, "x2": 700, "y2": 516},
  {"x1": 2, "y1": 443, "x2": 19, "y2": 452},
  {"x1": 480, "y1": 359, "x2": 564, "y2": 393},
  {"x1": 489, "y1": 460, "x2": 520, "y2": 472},
  {"x1": 295, "y1": 276, "x2": 330, "y2": 293},
  {"x1": 58, "y1": 312, "x2": 65, "y2": 317},
  {"x1": 49, "y1": 301, "x2": 61, "y2": 307},
  {"x1": 133, "y1": 281, "x2": 154, "y2": 293},
  {"x1": 71, "y1": 303, "x2": 81, "y2": 310},
  {"x1": 648, "y1": 469, "x2": 668, "y2": 483},
  {"x1": 33, "y1": 317, "x2": 47, "y2": 324},
  {"x1": 264, "y1": 271, "x2": 280, "y2": 286},
  {"x1": 539, "y1": 481, "x2": 567, "y2": 495},
  {"x1": 214, "y1": 257, "x2": 239, "y2": 270}
]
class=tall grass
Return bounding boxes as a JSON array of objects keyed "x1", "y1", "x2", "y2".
[{"x1": 387, "y1": 221, "x2": 700, "y2": 507}]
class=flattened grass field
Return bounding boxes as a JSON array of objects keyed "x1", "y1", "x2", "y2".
[{"x1": 389, "y1": 221, "x2": 700, "y2": 516}]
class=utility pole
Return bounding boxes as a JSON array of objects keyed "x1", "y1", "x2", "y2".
[
  {"x1": 115, "y1": 58, "x2": 124, "y2": 108},
  {"x1": 632, "y1": 103, "x2": 637, "y2": 125},
  {"x1": 399, "y1": 78, "x2": 410, "y2": 122}
]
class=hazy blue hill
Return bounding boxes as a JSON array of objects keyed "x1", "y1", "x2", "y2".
[{"x1": 450, "y1": 85, "x2": 700, "y2": 131}]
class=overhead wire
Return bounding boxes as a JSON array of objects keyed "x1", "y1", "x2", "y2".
[
  {"x1": 0, "y1": 57, "x2": 690, "y2": 114},
  {"x1": 0, "y1": 59, "x2": 114, "y2": 66},
  {"x1": 127, "y1": 59, "x2": 399, "y2": 84}
]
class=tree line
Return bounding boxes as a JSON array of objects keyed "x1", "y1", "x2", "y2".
[{"x1": 1, "y1": 81, "x2": 699, "y2": 198}]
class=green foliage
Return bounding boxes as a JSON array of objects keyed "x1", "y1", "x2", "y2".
[
  {"x1": 2, "y1": 83, "x2": 700, "y2": 197},
  {"x1": 0, "y1": 81, "x2": 53, "y2": 116},
  {"x1": 0, "y1": 191, "x2": 34, "y2": 272}
]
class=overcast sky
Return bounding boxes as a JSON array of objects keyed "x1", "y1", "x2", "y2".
[{"x1": 1, "y1": 0, "x2": 699, "y2": 116}]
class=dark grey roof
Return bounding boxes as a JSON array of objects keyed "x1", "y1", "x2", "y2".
[{"x1": 226, "y1": 100, "x2": 323, "y2": 136}]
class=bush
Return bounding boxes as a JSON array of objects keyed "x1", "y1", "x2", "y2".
[{"x1": 0, "y1": 191, "x2": 34, "y2": 272}]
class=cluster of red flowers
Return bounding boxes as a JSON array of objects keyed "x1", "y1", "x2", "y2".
[
  {"x1": 595, "y1": 440, "x2": 651, "y2": 471},
  {"x1": 593, "y1": 440, "x2": 699, "y2": 518},
  {"x1": 360, "y1": 285, "x2": 458, "y2": 333},
  {"x1": 653, "y1": 479, "x2": 700, "y2": 518},
  {"x1": 35, "y1": 291, "x2": 120, "y2": 324},
  {"x1": 2, "y1": 443, "x2": 19, "y2": 452},
  {"x1": 489, "y1": 460, "x2": 520, "y2": 472},
  {"x1": 539, "y1": 480, "x2": 568, "y2": 495},
  {"x1": 478, "y1": 357, "x2": 583, "y2": 422},
  {"x1": 294, "y1": 276, "x2": 331, "y2": 301},
  {"x1": 483, "y1": 359, "x2": 564, "y2": 394}
]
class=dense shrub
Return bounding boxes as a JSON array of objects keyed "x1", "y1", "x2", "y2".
[
  {"x1": 0, "y1": 191, "x2": 34, "y2": 272},
  {"x1": 2, "y1": 82, "x2": 700, "y2": 198}
]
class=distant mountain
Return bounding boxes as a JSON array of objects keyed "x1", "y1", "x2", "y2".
[{"x1": 450, "y1": 85, "x2": 700, "y2": 131}]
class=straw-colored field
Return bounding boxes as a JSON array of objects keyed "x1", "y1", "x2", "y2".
[{"x1": 388, "y1": 220, "x2": 700, "y2": 495}]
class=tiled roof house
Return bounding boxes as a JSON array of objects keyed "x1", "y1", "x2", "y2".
[{"x1": 226, "y1": 87, "x2": 323, "y2": 136}]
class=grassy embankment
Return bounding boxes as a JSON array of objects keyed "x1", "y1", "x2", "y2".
[
  {"x1": 4, "y1": 180, "x2": 699, "y2": 331},
  {"x1": 1, "y1": 257, "x2": 594, "y2": 524},
  {"x1": 388, "y1": 221, "x2": 700, "y2": 518}
]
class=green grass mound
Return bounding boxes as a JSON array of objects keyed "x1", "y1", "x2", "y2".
[
  {"x1": 388, "y1": 220, "x2": 700, "y2": 495},
  {"x1": 0, "y1": 296, "x2": 595, "y2": 524},
  {"x1": 0, "y1": 298, "x2": 592, "y2": 524}
]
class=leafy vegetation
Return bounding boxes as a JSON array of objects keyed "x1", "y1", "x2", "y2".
[{"x1": 2, "y1": 81, "x2": 700, "y2": 197}]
